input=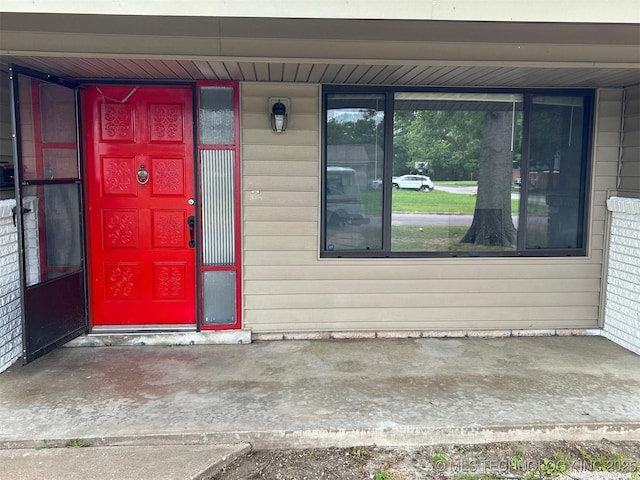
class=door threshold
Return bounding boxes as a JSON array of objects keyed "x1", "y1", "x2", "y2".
[
  {"x1": 65, "y1": 328, "x2": 252, "y2": 347},
  {"x1": 91, "y1": 324, "x2": 196, "y2": 334}
]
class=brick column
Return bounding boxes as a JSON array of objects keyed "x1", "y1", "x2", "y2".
[
  {"x1": 603, "y1": 196, "x2": 640, "y2": 355},
  {"x1": 0, "y1": 200, "x2": 21, "y2": 372}
]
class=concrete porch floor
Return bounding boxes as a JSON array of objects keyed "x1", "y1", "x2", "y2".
[{"x1": 0, "y1": 336, "x2": 639, "y2": 478}]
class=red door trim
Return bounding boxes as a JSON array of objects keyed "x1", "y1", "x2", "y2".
[{"x1": 196, "y1": 81, "x2": 242, "y2": 330}]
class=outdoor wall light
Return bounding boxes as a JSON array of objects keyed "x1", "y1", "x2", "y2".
[{"x1": 269, "y1": 97, "x2": 289, "y2": 132}]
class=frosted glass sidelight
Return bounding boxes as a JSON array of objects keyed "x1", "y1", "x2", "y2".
[
  {"x1": 200, "y1": 149, "x2": 235, "y2": 265},
  {"x1": 199, "y1": 87, "x2": 234, "y2": 145},
  {"x1": 202, "y1": 271, "x2": 236, "y2": 325}
]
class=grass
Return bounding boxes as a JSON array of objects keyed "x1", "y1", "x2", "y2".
[
  {"x1": 539, "y1": 453, "x2": 570, "y2": 476},
  {"x1": 393, "y1": 189, "x2": 481, "y2": 213},
  {"x1": 391, "y1": 226, "x2": 516, "y2": 252},
  {"x1": 34, "y1": 441, "x2": 53, "y2": 451},
  {"x1": 361, "y1": 189, "x2": 520, "y2": 215},
  {"x1": 435, "y1": 180, "x2": 478, "y2": 186},
  {"x1": 326, "y1": 224, "x2": 517, "y2": 252},
  {"x1": 374, "y1": 471, "x2": 391, "y2": 480},
  {"x1": 330, "y1": 187, "x2": 552, "y2": 251},
  {"x1": 431, "y1": 451, "x2": 448, "y2": 463},
  {"x1": 450, "y1": 446, "x2": 639, "y2": 480},
  {"x1": 66, "y1": 438, "x2": 88, "y2": 448},
  {"x1": 578, "y1": 449, "x2": 636, "y2": 472},
  {"x1": 454, "y1": 475, "x2": 500, "y2": 480},
  {"x1": 392, "y1": 225, "x2": 467, "y2": 251}
]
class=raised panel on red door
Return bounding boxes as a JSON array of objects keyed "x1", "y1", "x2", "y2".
[{"x1": 85, "y1": 86, "x2": 195, "y2": 326}]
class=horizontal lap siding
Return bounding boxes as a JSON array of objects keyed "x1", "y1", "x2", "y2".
[
  {"x1": 619, "y1": 85, "x2": 640, "y2": 196},
  {"x1": 245, "y1": 292, "x2": 597, "y2": 309},
  {"x1": 241, "y1": 83, "x2": 615, "y2": 334},
  {"x1": 245, "y1": 309, "x2": 598, "y2": 330},
  {"x1": 246, "y1": 278, "x2": 601, "y2": 294}
]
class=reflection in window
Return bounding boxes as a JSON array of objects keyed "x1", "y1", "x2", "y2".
[
  {"x1": 18, "y1": 75, "x2": 79, "y2": 181},
  {"x1": 324, "y1": 94, "x2": 384, "y2": 251},
  {"x1": 22, "y1": 184, "x2": 82, "y2": 286},
  {"x1": 322, "y1": 88, "x2": 593, "y2": 257},
  {"x1": 40, "y1": 83, "x2": 76, "y2": 144},
  {"x1": 526, "y1": 96, "x2": 586, "y2": 249},
  {"x1": 392, "y1": 93, "x2": 522, "y2": 253}
]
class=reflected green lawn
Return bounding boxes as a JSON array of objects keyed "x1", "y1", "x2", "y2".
[
  {"x1": 361, "y1": 189, "x2": 519, "y2": 214},
  {"x1": 326, "y1": 224, "x2": 518, "y2": 252},
  {"x1": 392, "y1": 225, "x2": 516, "y2": 252}
]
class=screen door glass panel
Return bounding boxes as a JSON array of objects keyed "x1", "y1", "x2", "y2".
[
  {"x1": 21, "y1": 184, "x2": 82, "y2": 286},
  {"x1": 18, "y1": 76, "x2": 79, "y2": 181}
]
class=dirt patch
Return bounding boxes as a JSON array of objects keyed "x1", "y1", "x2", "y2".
[{"x1": 208, "y1": 440, "x2": 640, "y2": 479}]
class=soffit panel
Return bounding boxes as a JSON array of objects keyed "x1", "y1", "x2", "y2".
[
  {"x1": 2, "y1": 16, "x2": 638, "y2": 87},
  {"x1": 2, "y1": 56, "x2": 639, "y2": 88}
]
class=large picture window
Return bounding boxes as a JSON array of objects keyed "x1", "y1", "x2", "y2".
[{"x1": 321, "y1": 87, "x2": 594, "y2": 257}]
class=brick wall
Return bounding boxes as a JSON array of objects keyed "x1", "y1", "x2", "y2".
[
  {"x1": 603, "y1": 197, "x2": 640, "y2": 355},
  {"x1": 0, "y1": 199, "x2": 21, "y2": 372}
]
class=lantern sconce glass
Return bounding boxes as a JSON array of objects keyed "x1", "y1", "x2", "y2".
[{"x1": 269, "y1": 97, "x2": 290, "y2": 133}]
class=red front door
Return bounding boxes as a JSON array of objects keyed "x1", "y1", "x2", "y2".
[{"x1": 84, "y1": 86, "x2": 195, "y2": 327}]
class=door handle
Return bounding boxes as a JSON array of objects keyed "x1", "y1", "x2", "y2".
[
  {"x1": 11, "y1": 206, "x2": 32, "y2": 227},
  {"x1": 187, "y1": 215, "x2": 195, "y2": 248}
]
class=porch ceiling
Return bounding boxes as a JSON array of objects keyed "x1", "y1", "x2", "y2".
[
  {"x1": 2, "y1": 55, "x2": 639, "y2": 89},
  {"x1": 1, "y1": 14, "x2": 639, "y2": 88}
]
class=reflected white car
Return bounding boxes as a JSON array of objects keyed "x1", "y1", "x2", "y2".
[
  {"x1": 368, "y1": 178, "x2": 382, "y2": 190},
  {"x1": 392, "y1": 174, "x2": 434, "y2": 191}
]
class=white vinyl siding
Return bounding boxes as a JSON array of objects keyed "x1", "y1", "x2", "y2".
[
  {"x1": 0, "y1": 200, "x2": 21, "y2": 372},
  {"x1": 241, "y1": 84, "x2": 615, "y2": 334},
  {"x1": 602, "y1": 196, "x2": 640, "y2": 355}
]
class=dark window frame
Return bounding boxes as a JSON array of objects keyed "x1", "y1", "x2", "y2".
[{"x1": 321, "y1": 85, "x2": 595, "y2": 258}]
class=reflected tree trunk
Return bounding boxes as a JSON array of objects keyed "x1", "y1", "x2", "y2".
[{"x1": 461, "y1": 111, "x2": 517, "y2": 247}]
